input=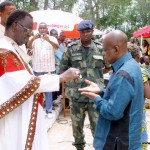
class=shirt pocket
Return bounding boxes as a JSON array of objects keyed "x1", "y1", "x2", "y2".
[
  {"x1": 71, "y1": 55, "x2": 83, "y2": 68},
  {"x1": 92, "y1": 55, "x2": 103, "y2": 68}
]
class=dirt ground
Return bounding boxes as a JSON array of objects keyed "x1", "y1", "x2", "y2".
[
  {"x1": 48, "y1": 112, "x2": 94, "y2": 150},
  {"x1": 48, "y1": 110, "x2": 150, "y2": 150}
]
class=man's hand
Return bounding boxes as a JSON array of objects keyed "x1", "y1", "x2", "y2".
[
  {"x1": 42, "y1": 33, "x2": 49, "y2": 41},
  {"x1": 78, "y1": 79, "x2": 100, "y2": 99},
  {"x1": 79, "y1": 79, "x2": 100, "y2": 94},
  {"x1": 43, "y1": 34, "x2": 59, "y2": 49},
  {"x1": 59, "y1": 68, "x2": 80, "y2": 82},
  {"x1": 27, "y1": 34, "x2": 39, "y2": 50}
]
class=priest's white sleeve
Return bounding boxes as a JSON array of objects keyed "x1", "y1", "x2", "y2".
[{"x1": 36, "y1": 74, "x2": 60, "y2": 93}]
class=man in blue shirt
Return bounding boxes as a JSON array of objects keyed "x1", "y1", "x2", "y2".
[{"x1": 79, "y1": 30, "x2": 144, "y2": 150}]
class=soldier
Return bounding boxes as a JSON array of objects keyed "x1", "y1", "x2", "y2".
[{"x1": 60, "y1": 20, "x2": 104, "y2": 150}]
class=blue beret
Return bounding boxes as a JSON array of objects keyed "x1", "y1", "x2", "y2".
[{"x1": 77, "y1": 20, "x2": 94, "y2": 31}]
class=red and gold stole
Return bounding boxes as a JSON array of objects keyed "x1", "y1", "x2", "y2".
[{"x1": 0, "y1": 48, "x2": 43, "y2": 150}]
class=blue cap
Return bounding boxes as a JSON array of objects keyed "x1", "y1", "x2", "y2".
[{"x1": 77, "y1": 20, "x2": 94, "y2": 31}]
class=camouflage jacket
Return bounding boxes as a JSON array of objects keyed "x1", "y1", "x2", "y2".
[{"x1": 60, "y1": 40, "x2": 104, "y2": 102}]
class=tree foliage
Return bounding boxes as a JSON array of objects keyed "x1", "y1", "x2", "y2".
[
  {"x1": 11, "y1": 0, "x2": 38, "y2": 12},
  {"x1": 9, "y1": 0, "x2": 150, "y2": 38},
  {"x1": 49, "y1": 0, "x2": 76, "y2": 12},
  {"x1": 78, "y1": 0, "x2": 150, "y2": 38}
]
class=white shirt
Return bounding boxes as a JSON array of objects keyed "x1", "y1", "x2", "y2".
[{"x1": 32, "y1": 35, "x2": 58, "y2": 72}]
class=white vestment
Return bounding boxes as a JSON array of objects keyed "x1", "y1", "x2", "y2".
[
  {"x1": 0, "y1": 24, "x2": 5, "y2": 37},
  {"x1": 0, "y1": 36, "x2": 60, "y2": 150}
]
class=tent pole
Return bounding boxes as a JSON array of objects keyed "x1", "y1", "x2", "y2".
[{"x1": 140, "y1": 35, "x2": 143, "y2": 49}]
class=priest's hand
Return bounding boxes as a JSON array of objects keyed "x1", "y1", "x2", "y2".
[{"x1": 59, "y1": 68, "x2": 80, "y2": 82}]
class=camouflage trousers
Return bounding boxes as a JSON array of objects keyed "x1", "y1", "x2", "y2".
[{"x1": 70, "y1": 100, "x2": 98, "y2": 149}]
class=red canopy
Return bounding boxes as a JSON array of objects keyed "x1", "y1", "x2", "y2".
[
  {"x1": 62, "y1": 24, "x2": 80, "y2": 38},
  {"x1": 133, "y1": 25, "x2": 150, "y2": 38}
]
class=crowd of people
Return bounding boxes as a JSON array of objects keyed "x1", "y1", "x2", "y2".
[{"x1": 0, "y1": 1, "x2": 150, "y2": 150}]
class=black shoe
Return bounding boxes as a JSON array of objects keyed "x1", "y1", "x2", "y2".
[
  {"x1": 53, "y1": 103, "x2": 58, "y2": 107},
  {"x1": 52, "y1": 106, "x2": 55, "y2": 110}
]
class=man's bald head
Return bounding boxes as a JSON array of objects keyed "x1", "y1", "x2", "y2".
[
  {"x1": 104, "y1": 30, "x2": 128, "y2": 51},
  {"x1": 102, "y1": 30, "x2": 128, "y2": 64}
]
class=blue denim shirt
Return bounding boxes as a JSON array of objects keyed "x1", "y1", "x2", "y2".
[
  {"x1": 93, "y1": 53, "x2": 144, "y2": 150},
  {"x1": 55, "y1": 49, "x2": 63, "y2": 74}
]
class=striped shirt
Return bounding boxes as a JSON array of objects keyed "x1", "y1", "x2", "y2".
[{"x1": 32, "y1": 35, "x2": 58, "y2": 72}]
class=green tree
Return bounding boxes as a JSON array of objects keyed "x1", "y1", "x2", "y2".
[
  {"x1": 78, "y1": 0, "x2": 150, "y2": 38},
  {"x1": 47, "y1": 0, "x2": 76, "y2": 12},
  {"x1": 11, "y1": 0, "x2": 38, "y2": 12},
  {"x1": 124, "y1": 0, "x2": 150, "y2": 37},
  {"x1": 80, "y1": 0, "x2": 132, "y2": 29},
  {"x1": 9, "y1": 0, "x2": 150, "y2": 38}
]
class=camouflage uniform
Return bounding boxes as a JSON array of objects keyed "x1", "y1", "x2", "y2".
[{"x1": 60, "y1": 40, "x2": 104, "y2": 149}]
